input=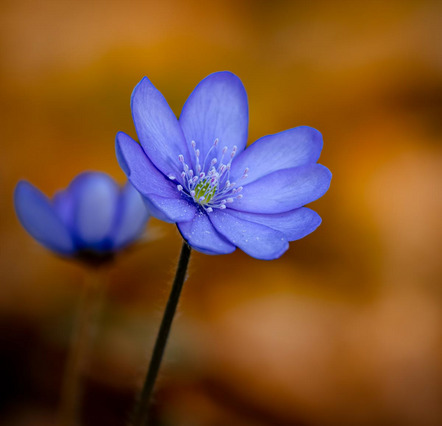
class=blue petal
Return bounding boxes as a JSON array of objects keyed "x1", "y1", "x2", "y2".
[
  {"x1": 53, "y1": 188, "x2": 75, "y2": 233},
  {"x1": 231, "y1": 164, "x2": 332, "y2": 214},
  {"x1": 116, "y1": 132, "x2": 180, "y2": 197},
  {"x1": 14, "y1": 181, "x2": 75, "y2": 255},
  {"x1": 209, "y1": 210, "x2": 289, "y2": 260},
  {"x1": 131, "y1": 77, "x2": 190, "y2": 178},
  {"x1": 225, "y1": 208, "x2": 322, "y2": 241},
  {"x1": 230, "y1": 126, "x2": 323, "y2": 185},
  {"x1": 68, "y1": 173, "x2": 120, "y2": 250},
  {"x1": 116, "y1": 132, "x2": 196, "y2": 223},
  {"x1": 179, "y1": 72, "x2": 248, "y2": 168},
  {"x1": 143, "y1": 194, "x2": 196, "y2": 223},
  {"x1": 177, "y1": 210, "x2": 236, "y2": 255},
  {"x1": 112, "y1": 182, "x2": 150, "y2": 249}
]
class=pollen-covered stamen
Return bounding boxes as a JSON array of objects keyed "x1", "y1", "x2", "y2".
[
  {"x1": 230, "y1": 146, "x2": 237, "y2": 159},
  {"x1": 242, "y1": 168, "x2": 249, "y2": 179},
  {"x1": 201, "y1": 138, "x2": 219, "y2": 171},
  {"x1": 190, "y1": 140, "x2": 202, "y2": 174},
  {"x1": 173, "y1": 141, "x2": 248, "y2": 212}
]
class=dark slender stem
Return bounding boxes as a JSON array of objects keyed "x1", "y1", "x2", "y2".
[
  {"x1": 133, "y1": 241, "x2": 192, "y2": 426},
  {"x1": 58, "y1": 268, "x2": 106, "y2": 426}
]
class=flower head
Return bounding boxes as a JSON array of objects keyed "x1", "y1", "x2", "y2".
[
  {"x1": 116, "y1": 72, "x2": 331, "y2": 260},
  {"x1": 14, "y1": 172, "x2": 150, "y2": 264}
]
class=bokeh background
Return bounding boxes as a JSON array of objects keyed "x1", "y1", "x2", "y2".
[{"x1": 1, "y1": 0, "x2": 441, "y2": 425}]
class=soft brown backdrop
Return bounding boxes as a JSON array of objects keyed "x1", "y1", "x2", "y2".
[{"x1": 1, "y1": 1, "x2": 441, "y2": 425}]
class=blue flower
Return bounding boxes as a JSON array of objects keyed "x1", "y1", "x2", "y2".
[
  {"x1": 116, "y1": 72, "x2": 331, "y2": 260},
  {"x1": 14, "y1": 172, "x2": 150, "y2": 264}
]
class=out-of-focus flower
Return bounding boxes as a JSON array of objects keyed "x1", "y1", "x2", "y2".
[
  {"x1": 14, "y1": 172, "x2": 150, "y2": 264},
  {"x1": 116, "y1": 72, "x2": 331, "y2": 260}
]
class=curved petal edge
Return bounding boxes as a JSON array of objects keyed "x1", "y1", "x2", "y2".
[{"x1": 14, "y1": 181, "x2": 75, "y2": 255}]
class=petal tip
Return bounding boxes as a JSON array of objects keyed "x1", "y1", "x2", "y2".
[
  {"x1": 14, "y1": 179, "x2": 75, "y2": 255},
  {"x1": 309, "y1": 164, "x2": 332, "y2": 204},
  {"x1": 256, "y1": 239, "x2": 290, "y2": 261},
  {"x1": 130, "y1": 76, "x2": 152, "y2": 111},
  {"x1": 14, "y1": 179, "x2": 29, "y2": 197},
  {"x1": 200, "y1": 71, "x2": 246, "y2": 94},
  {"x1": 14, "y1": 180, "x2": 40, "y2": 211},
  {"x1": 297, "y1": 126, "x2": 324, "y2": 155},
  {"x1": 320, "y1": 164, "x2": 333, "y2": 186}
]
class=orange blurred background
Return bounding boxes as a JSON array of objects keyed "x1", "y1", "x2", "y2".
[{"x1": 1, "y1": 1, "x2": 441, "y2": 425}]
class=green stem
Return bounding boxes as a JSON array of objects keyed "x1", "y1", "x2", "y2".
[{"x1": 133, "y1": 241, "x2": 192, "y2": 426}]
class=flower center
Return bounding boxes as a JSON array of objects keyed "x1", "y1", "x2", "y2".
[
  {"x1": 194, "y1": 178, "x2": 217, "y2": 205},
  {"x1": 168, "y1": 139, "x2": 248, "y2": 213}
]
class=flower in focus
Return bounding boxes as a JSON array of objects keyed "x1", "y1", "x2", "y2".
[
  {"x1": 116, "y1": 72, "x2": 331, "y2": 260},
  {"x1": 14, "y1": 172, "x2": 150, "y2": 264}
]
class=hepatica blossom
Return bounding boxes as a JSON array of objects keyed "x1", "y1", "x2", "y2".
[
  {"x1": 14, "y1": 172, "x2": 149, "y2": 263},
  {"x1": 116, "y1": 72, "x2": 331, "y2": 260}
]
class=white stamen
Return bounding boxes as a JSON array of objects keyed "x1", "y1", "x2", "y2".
[
  {"x1": 230, "y1": 146, "x2": 237, "y2": 158},
  {"x1": 172, "y1": 139, "x2": 248, "y2": 212}
]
